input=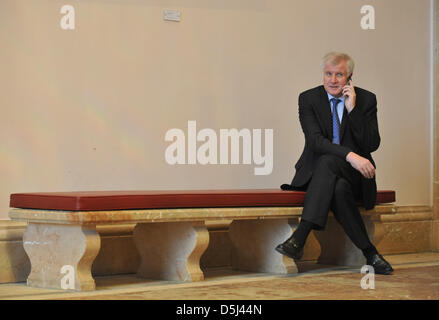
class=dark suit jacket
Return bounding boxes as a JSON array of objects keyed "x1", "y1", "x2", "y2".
[{"x1": 282, "y1": 85, "x2": 380, "y2": 210}]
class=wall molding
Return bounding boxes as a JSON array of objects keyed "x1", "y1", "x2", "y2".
[
  {"x1": 380, "y1": 205, "x2": 432, "y2": 222},
  {"x1": 0, "y1": 204, "x2": 432, "y2": 234}
]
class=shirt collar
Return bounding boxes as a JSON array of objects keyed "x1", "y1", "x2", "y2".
[{"x1": 327, "y1": 92, "x2": 345, "y2": 104}]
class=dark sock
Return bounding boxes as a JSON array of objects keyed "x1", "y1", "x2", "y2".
[
  {"x1": 292, "y1": 219, "x2": 314, "y2": 246},
  {"x1": 362, "y1": 245, "x2": 378, "y2": 261}
]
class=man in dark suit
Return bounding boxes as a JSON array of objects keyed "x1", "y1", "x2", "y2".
[{"x1": 276, "y1": 52, "x2": 393, "y2": 275}]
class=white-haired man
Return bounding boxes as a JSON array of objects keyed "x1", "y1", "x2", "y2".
[{"x1": 278, "y1": 52, "x2": 393, "y2": 275}]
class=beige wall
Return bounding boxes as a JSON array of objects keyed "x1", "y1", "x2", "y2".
[{"x1": 0, "y1": 0, "x2": 432, "y2": 220}]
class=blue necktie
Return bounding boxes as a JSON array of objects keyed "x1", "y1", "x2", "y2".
[{"x1": 331, "y1": 98, "x2": 341, "y2": 144}]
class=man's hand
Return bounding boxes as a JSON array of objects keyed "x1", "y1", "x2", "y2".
[
  {"x1": 342, "y1": 79, "x2": 356, "y2": 113},
  {"x1": 346, "y1": 152, "x2": 375, "y2": 179}
]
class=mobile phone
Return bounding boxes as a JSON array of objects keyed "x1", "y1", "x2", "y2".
[{"x1": 344, "y1": 75, "x2": 352, "y2": 98}]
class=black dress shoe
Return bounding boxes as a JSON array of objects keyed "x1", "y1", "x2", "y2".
[
  {"x1": 275, "y1": 236, "x2": 304, "y2": 260},
  {"x1": 367, "y1": 253, "x2": 394, "y2": 275}
]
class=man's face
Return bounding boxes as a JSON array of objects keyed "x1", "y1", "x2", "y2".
[{"x1": 323, "y1": 60, "x2": 349, "y2": 97}]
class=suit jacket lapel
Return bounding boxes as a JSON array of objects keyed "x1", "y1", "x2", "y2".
[
  {"x1": 340, "y1": 88, "x2": 359, "y2": 143},
  {"x1": 314, "y1": 86, "x2": 333, "y2": 140},
  {"x1": 339, "y1": 107, "x2": 348, "y2": 142}
]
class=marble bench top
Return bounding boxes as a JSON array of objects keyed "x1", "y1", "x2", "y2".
[
  {"x1": 8, "y1": 205, "x2": 397, "y2": 225},
  {"x1": 8, "y1": 189, "x2": 396, "y2": 225},
  {"x1": 9, "y1": 189, "x2": 396, "y2": 211}
]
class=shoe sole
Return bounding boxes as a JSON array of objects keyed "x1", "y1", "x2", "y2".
[
  {"x1": 275, "y1": 245, "x2": 303, "y2": 260},
  {"x1": 366, "y1": 264, "x2": 394, "y2": 275},
  {"x1": 374, "y1": 268, "x2": 394, "y2": 275}
]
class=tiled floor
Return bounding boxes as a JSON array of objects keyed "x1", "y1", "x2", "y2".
[{"x1": 2, "y1": 252, "x2": 439, "y2": 300}]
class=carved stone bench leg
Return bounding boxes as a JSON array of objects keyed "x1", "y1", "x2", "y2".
[
  {"x1": 228, "y1": 218, "x2": 299, "y2": 274},
  {"x1": 314, "y1": 214, "x2": 385, "y2": 267},
  {"x1": 133, "y1": 221, "x2": 209, "y2": 282},
  {"x1": 23, "y1": 223, "x2": 101, "y2": 291}
]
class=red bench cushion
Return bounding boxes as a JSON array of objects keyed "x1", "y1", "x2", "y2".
[{"x1": 9, "y1": 189, "x2": 396, "y2": 211}]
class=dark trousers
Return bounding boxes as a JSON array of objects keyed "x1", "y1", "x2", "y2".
[{"x1": 301, "y1": 154, "x2": 374, "y2": 250}]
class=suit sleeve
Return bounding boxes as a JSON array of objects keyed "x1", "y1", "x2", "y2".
[
  {"x1": 346, "y1": 92, "x2": 380, "y2": 154},
  {"x1": 298, "y1": 93, "x2": 351, "y2": 160}
]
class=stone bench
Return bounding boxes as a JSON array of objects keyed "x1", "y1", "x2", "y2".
[{"x1": 9, "y1": 189, "x2": 396, "y2": 291}]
